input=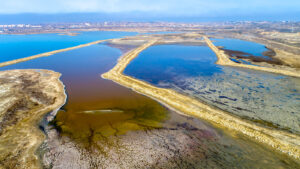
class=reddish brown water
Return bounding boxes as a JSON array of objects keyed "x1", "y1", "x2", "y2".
[
  {"x1": 2, "y1": 43, "x2": 299, "y2": 168},
  {"x1": 1, "y1": 44, "x2": 169, "y2": 141}
]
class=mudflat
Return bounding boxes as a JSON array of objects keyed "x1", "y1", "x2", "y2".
[{"x1": 0, "y1": 69, "x2": 66, "y2": 168}]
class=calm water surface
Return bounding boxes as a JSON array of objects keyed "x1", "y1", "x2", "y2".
[
  {"x1": 0, "y1": 31, "x2": 136, "y2": 63},
  {"x1": 0, "y1": 41, "x2": 298, "y2": 167},
  {"x1": 124, "y1": 44, "x2": 300, "y2": 134},
  {"x1": 211, "y1": 38, "x2": 270, "y2": 59},
  {"x1": 0, "y1": 44, "x2": 168, "y2": 138}
]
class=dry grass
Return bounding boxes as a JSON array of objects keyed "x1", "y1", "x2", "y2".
[
  {"x1": 204, "y1": 36, "x2": 300, "y2": 77},
  {"x1": 102, "y1": 40, "x2": 300, "y2": 160},
  {"x1": 0, "y1": 69, "x2": 66, "y2": 168}
]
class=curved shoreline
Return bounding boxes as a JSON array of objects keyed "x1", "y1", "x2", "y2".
[
  {"x1": 0, "y1": 69, "x2": 66, "y2": 168},
  {"x1": 0, "y1": 39, "x2": 109, "y2": 68},
  {"x1": 204, "y1": 36, "x2": 300, "y2": 78},
  {"x1": 0, "y1": 33, "x2": 299, "y2": 164},
  {"x1": 101, "y1": 41, "x2": 300, "y2": 160}
]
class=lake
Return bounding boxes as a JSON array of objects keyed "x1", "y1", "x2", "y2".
[
  {"x1": 0, "y1": 31, "x2": 136, "y2": 63},
  {"x1": 211, "y1": 38, "x2": 269, "y2": 58},
  {"x1": 0, "y1": 35, "x2": 298, "y2": 167},
  {"x1": 124, "y1": 44, "x2": 300, "y2": 134}
]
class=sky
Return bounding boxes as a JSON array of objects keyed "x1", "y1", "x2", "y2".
[
  {"x1": 0, "y1": 0, "x2": 299, "y2": 22},
  {"x1": 1, "y1": 0, "x2": 300, "y2": 16}
]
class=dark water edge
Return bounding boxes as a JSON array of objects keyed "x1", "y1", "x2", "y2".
[
  {"x1": 124, "y1": 44, "x2": 300, "y2": 134},
  {"x1": 211, "y1": 38, "x2": 270, "y2": 59},
  {"x1": 39, "y1": 102, "x2": 300, "y2": 168},
  {"x1": 0, "y1": 43, "x2": 167, "y2": 137},
  {"x1": 0, "y1": 41, "x2": 299, "y2": 167},
  {"x1": 211, "y1": 38, "x2": 287, "y2": 67}
]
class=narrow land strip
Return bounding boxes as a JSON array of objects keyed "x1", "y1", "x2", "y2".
[
  {"x1": 0, "y1": 34, "x2": 299, "y2": 161},
  {"x1": 102, "y1": 40, "x2": 300, "y2": 160},
  {"x1": 204, "y1": 36, "x2": 300, "y2": 77},
  {"x1": 0, "y1": 39, "x2": 108, "y2": 68}
]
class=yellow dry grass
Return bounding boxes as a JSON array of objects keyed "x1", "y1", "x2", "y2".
[
  {"x1": 204, "y1": 36, "x2": 300, "y2": 77},
  {"x1": 102, "y1": 40, "x2": 300, "y2": 160}
]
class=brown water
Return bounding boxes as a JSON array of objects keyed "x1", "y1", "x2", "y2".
[
  {"x1": 0, "y1": 43, "x2": 169, "y2": 142},
  {"x1": 54, "y1": 82, "x2": 168, "y2": 142},
  {"x1": 1, "y1": 43, "x2": 299, "y2": 168}
]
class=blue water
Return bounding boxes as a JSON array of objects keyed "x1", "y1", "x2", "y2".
[
  {"x1": 0, "y1": 37, "x2": 298, "y2": 166},
  {"x1": 211, "y1": 38, "x2": 269, "y2": 59},
  {"x1": 124, "y1": 44, "x2": 300, "y2": 133},
  {"x1": 0, "y1": 44, "x2": 121, "y2": 85},
  {"x1": 125, "y1": 45, "x2": 222, "y2": 84},
  {"x1": 0, "y1": 31, "x2": 136, "y2": 63},
  {"x1": 0, "y1": 43, "x2": 138, "y2": 111},
  {"x1": 230, "y1": 58, "x2": 256, "y2": 65},
  {"x1": 0, "y1": 42, "x2": 172, "y2": 142}
]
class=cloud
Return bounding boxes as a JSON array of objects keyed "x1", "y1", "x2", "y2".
[
  {"x1": 0, "y1": 0, "x2": 165, "y2": 13},
  {"x1": 0, "y1": 0, "x2": 299, "y2": 16}
]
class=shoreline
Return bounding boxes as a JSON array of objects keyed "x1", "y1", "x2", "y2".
[
  {"x1": 0, "y1": 39, "x2": 108, "y2": 68},
  {"x1": 0, "y1": 33, "x2": 299, "y2": 163},
  {"x1": 101, "y1": 41, "x2": 300, "y2": 160},
  {"x1": 0, "y1": 29, "x2": 139, "y2": 35},
  {"x1": 0, "y1": 69, "x2": 66, "y2": 168},
  {"x1": 204, "y1": 36, "x2": 300, "y2": 78}
]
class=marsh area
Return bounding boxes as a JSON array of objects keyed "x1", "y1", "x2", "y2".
[
  {"x1": 124, "y1": 44, "x2": 300, "y2": 134},
  {"x1": 0, "y1": 32, "x2": 299, "y2": 168}
]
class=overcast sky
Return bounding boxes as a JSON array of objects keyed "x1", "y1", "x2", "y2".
[{"x1": 1, "y1": 0, "x2": 300, "y2": 17}]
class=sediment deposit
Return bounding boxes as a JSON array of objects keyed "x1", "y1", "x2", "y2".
[
  {"x1": 41, "y1": 108, "x2": 300, "y2": 168},
  {"x1": 108, "y1": 33, "x2": 206, "y2": 46},
  {"x1": 204, "y1": 36, "x2": 300, "y2": 77},
  {"x1": 0, "y1": 32, "x2": 299, "y2": 168},
  {"x1": 102, "y1": 41, "x2": 300, "y2": 160},
  {"x1": 0, "y1": 69, "x2": 66, "y2": 168}
]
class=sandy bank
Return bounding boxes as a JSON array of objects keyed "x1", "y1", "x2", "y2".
[
  {"x1": 0, "y1": 69, "x2": 66, "y2": 168},
  {"x1": 243, "y1": 34, "x2": 300, "y2": 54},
  {"x1": 204, "y1": 36, "x2": 300, "y2": 78},
  {"x1": 102, "y1": 41, "x2": 300, "y2": 160},
  {"x1": 273, "y1": 48, "x2": 300, "y2": 68},
  {"x1": 0, "y1": 39, "x2": 108, "y2": 68},
  {"x1": 58, "y1": 32, "x2": 80, "y2": 36}
]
